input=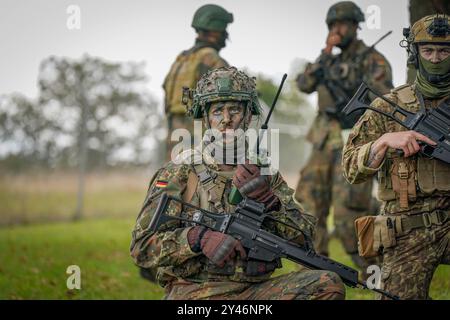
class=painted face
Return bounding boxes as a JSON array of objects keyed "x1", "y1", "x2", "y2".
[
  {"x1": 207, "y1": 100, "x2": 248, "y2": 133},
  {"x1": 418, "y1": 44, "x2": 450, "y2": 63}
]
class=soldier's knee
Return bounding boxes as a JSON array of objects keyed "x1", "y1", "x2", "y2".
[
  {"x1": 288, "y1": 270, "x2": 345, "y2": 300},
  {"x1": 315, "y1": 271, "x2": 346, "y2": 300}
]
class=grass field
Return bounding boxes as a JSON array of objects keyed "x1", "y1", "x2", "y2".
[
  {"x1": 1, "y1": 217, "x2": 449, "y2": 300},
  {"x1": 0, "y1": 171, "x2": 448, "y2": 300}
]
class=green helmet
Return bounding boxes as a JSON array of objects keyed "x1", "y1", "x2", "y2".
[
  {"x1": 191, "y1": 4, "x2": 233, "y2": 32},
  {"x1": 188, "y1": 67, "x2": 261, "y2": 119},
  {"x1": 326, "y1": 1, "x2": 365, "y2": 26}
]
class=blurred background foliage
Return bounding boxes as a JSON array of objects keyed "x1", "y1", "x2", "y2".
[{"x1": 0, "y1": 55, "x2": 165, "y2": 173}]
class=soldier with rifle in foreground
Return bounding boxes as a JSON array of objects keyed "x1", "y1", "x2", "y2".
[
  {"x1": 343, "y1": 14, "x2": 450, "y2": 299},
  {"x1": 130, "y1": 67, "x2": 347, "y2": 300},
  {"x1": 130, "y1": 66, "x2": 400, "y2": 300}
]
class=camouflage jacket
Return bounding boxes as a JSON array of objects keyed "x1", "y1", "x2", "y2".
[
  {"x1": 342, "y1": 83, "x2": 450, "y2": 215},
  {"x1": 163, "y1": 40, "x2": 229, "y2": 115},
  {"x1": 130, "y1": 149, "x2": 316, "y2": 287},
  {"x1": 297, "y1": 39, "x2": 393, "y2": 150}
]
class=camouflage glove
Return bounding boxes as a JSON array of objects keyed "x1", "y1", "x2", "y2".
[
  {"x1": 187, "y1": 226, "x2": 247, "y2": 267},
  {"x1": 233, "y1": 163, "x2": 280, "y2": 210}
]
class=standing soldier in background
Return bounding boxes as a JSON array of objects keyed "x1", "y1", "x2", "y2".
[
  {"x1": 163, "y1": 4, "x2": 233, "y2": 162},
  {"x1": 294, "y1": 1, "x2": 393, "y2": 276},
  {"x1": 343, "y1": 14, "x2": 450, "y2": 299}
]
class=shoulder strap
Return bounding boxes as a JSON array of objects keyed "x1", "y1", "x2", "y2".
[
  {"x1": 164, "y1": 52, "x2": 191, "y2": 109},
  {"x1": 192, "y1": 163, "x2": 227, "y2": 213},
  {"x1": 182, "y1": 169, "x2": 198, "y2": 203},
  {"x1": 393, "y1": 84, "x2": 416, "y2": 104}
]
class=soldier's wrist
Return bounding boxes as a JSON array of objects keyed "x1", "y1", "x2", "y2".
[
  {"x1": 187, "y1": 226, "x2": 208, "y2": 253},
  {"x1": 373, "y1": 135, "x2": 389, "y2": 153}
]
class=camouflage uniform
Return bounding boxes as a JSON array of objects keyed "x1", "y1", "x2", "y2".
[
  {"x1": 342, "y1": 15, "x2": 450, "y2": 299},
  {"x1": 131, "y1": 67, "x2": 345, "y2": 300},
  {"x1": 162, "y1": 5, "x2": 232, "y2": 162},
  {"x1": 294, "y1": 2, "x2": 393, "y2": 271}
]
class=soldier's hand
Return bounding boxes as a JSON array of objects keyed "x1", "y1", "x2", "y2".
[
  {"x1": 187, "y1": 226, "x2": 247, "y2": 267},
  {"x1": 378, "y1": 130, "x2": 436, "y2": 158},
  {"x1": 324, "y1": 31, "x2": 342, "y2": 54},
  {"x1": 233, "y1": 163, "x2": 280, "y2": 210}
]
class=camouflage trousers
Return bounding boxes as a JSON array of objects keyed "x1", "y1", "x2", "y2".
[
  {"x1": 164, "y1": 270, "x2": 345, "y2": 300},
  {"x1": 379, "y1": 219, "x2": 450, "y2": 300},
  {"x1": 166, "y1": 113, "x2": 194, "y2": 162},
  {"x1": 294, "y1": 146, "x2": 378, "y2": 272}
]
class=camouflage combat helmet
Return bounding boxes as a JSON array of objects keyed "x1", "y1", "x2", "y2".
[
  {"x1": 403, "y1": 14, "x2": 450, "y2": 70},
  {"x1": 326, "y1": 1, "x2": 365, "y2": 27},
  {"x1": 408, "y1": 13, "x2": 450, "y2": 44},
  {"x1": 186, "y1": 67, "x2": 261, "y2": 119},
  {"x1": 191, "y1": 4, "x2": 234, "y2": 32}
]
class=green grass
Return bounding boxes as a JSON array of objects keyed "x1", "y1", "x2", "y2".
[
  {"x1": 0, "y1": 217, "x2": 448, "y2": 300},
  {"x1": 0, "y1": 218, "x2": 163, "y2": 299}
]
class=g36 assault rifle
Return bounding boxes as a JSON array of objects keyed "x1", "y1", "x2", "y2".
[
  {"x1": 343, "y1": 82, "x2": 450, "y2": 164},
  {"x1": 149, "y1": 193, "x2": 400, "y2": 300}
]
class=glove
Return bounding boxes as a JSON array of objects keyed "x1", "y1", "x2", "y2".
[
  {"x1": 233, "y1": 163, "x2": 280, "y2": 210},
  {"x1": 187, "y1": 226, "x2": 247, "y2": 267}
]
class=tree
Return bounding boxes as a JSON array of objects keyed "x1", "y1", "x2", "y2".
[
  {"x1": 0, "y1": 94, "x2": 62, "y2": 171},
  {"x1": 38, "y1": 54, "x2": 161, "y2": 168},
  {"x1": 37, "y1": 54, "x2": 162, "y2": 219}
]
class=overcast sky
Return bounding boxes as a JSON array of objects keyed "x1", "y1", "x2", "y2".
[{"x1": 1, "y1": 0, "x2": 409, "y2": 105}]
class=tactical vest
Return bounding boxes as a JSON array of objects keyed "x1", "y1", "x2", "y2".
[
  {"x1": 181, "y1": 161, "x2": 280, "y2": 280},
  {"x1": 183, "y1": 162, "x2": 233, "y2": 213},
  {"x1": 377, "y1": 84, "x2": 450, "y2": 213},
  {"x1": 163, "y1": 47, "x2": 224, "y2": 115}
]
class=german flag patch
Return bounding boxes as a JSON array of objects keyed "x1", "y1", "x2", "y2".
[{"x1": 155, "y1": 180, "x2": 168, "y2": 188}]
